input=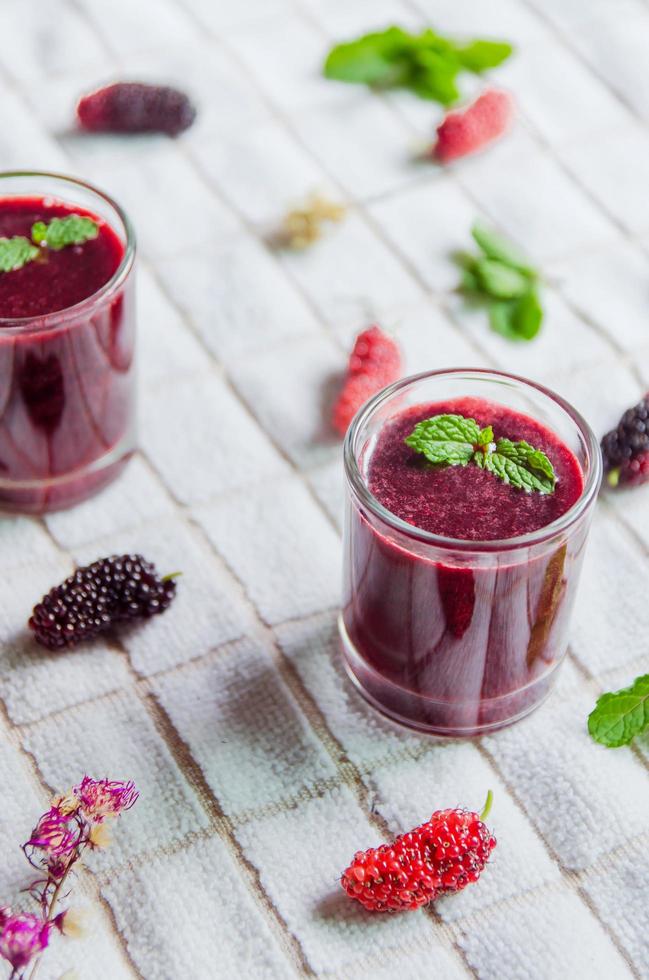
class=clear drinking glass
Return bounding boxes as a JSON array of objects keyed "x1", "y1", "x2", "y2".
[
  {"x1": 341, "y1": 369, "x2": 602, "y2": 737},
  {"x1": 0, "y1": 171, "x2": 136, "y2": 514}
]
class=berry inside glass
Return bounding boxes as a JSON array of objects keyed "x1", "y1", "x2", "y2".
[
  {"x1": 341, "y1": 369, "x2": 602, "y2": 736},
  {"x1": 0, "y1": 172, "x2": 136, "y2": 514}
]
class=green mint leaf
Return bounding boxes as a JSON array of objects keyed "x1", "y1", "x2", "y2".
[
  {"x1": 454, "y1": 39, "x2": 514, "y2": 72},
  {"x1": 476, "y1": 258, "x2": 530, "y2": 299},
  {"x1": 588, "y1": 675, "x2": 649, "y2": 748},
  {"x1": 405, "y1": 413, "x2": 481, "y2": 466},
  {"x1": 477, "y1": 425, "x2": 493, "y2": 446},
  {"x1": 0, "y1": 236, "x2": 39, "y2": 273},
  {"x1": 461, "y1": 225, "x2": 543, "y2": 343},
  {"x1": 323, "y1": 27, "x2": 411, "y2": 84},
  {"x1": 408, "y1": 50, "x2": 460, "y2": 104},
  {"x1": 0, "y1": 214, "x2": 100, "y2": 276},
  {"x1": 471, "y1": 223, "x2": 534, "y2": 274},
  {"x1": 324, "y1": 26, "x2": 512, "y2": 104},
  {"x1": 489, "y1": 300, "x2": 519, "y2": 339},
  {"x1": 488, "y1": 290, "x2": 543, "y2": 342},
  {"x1": 515, "y1": 289, "x2": 543, "y2": 339},
  {"x1": 483, "y1": 438, "x2": 556, "y2": 493},
  {"x1": 31, "y1": 214, "x2": 99, "y2": 251},
  {"x1": 406, "y1": 415, "x2": 557, "y2": 494}
]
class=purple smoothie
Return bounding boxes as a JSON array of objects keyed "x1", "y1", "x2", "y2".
[
  {"x1": 342, "y1": 396, "x2": 589, "y2": 735},
  {"x1": 0, "y1": 194, "x2": 135, "y2": 513}
]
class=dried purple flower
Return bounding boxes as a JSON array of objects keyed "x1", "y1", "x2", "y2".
[
  {"x1": 0, "y1": 913, "x2": 50, "y2": 969},
  {"x1": 27, "y1": 808, "x2": 80, "y2": 858},
  {"x1": 50, "y1": 791, "x2": 79, "y2": 817},
  {"x1": 74, "y1": 777, "x2": 139, "y2": 822},
  {"x1": 0, "y1": 776, "x2": 137, "y2": 977}
]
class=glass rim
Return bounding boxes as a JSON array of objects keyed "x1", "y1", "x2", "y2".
[
  {"x1": 0, "y1": 170, "x2": 136, "y2": 333},
  {"x1": 343, "y1": 367, "x2": 603, "y2": 554}
]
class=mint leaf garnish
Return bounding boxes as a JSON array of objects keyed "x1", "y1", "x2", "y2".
[
  {"x1": 471, "y1": 223, "x2": 533, "y2": 274},
  {"x1": 489, "y1": 290, "x2": 543, "y2": 342},
  {"x1": 405, "y1": 414, "x2": 557, "y2": 494},
  {"x1": 0, "y1": 214, "x2": 100, "y2": 276},
  {"x1": 477, "y1": 438, "x2": 557, "y2": 493},
  {"x1": 475, "y1": 258, "x2": 529, "y2": 299},
  {"x1": 588, "y1": 675, "x2": 649, "y2": 748},
  {"x1": 32, "y1": 215, "x2": 98, "y2": 251},
  {"x1": 323, "y1": 27, "x2": 413, "y2": 85},
  {"x1": 455, "y1": 40, "x2": 513, "y2": 72},
  {"x1": 324, "y1": 26, "x2": 513, "y2": 105},
  {"x1": 408, "y1": 46, "x2": 461, "y2": 105},
  {"x1": 0, "y1": 236, "x2": 39, "y2": 273},
  {"x1": 405, "y1": 414, "x2": 485, "y2": 466},
  {"x1": 458, "y1": 223, "x2": 543, "y2": 342},
  {"x1": 405, "y1": 415, "x2": 496, "y2": 467},
  {"x1": 514, "y1": 289, "x2": 544, "y2": 337}
]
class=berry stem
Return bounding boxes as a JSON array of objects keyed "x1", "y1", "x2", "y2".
[
  {"x1": 162, "y1": 572, "x2": 182, "y2": 582},
  {"x1": 480, "y1": 790, "x2": 494, "y2": 822},
  {"x1": 607, "y1": 468, "x2": 620, "y2": 488}
]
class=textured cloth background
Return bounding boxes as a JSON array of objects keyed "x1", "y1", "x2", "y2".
[{"x1": 1, "y1": 0, "x2": 649, "y2": 977}]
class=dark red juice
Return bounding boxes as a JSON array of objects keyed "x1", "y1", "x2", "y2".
[
  {"x1": 342, "y1": 397, "x2": 590, "y2": 735},
  {"x1": 0, "y1": 194, "x2": 135, "y2": 513}
]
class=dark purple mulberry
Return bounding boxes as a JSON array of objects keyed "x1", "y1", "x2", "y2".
[
  {"x1": 29, "y1": 555, "x2": 177, "y2": 651},
  {"x1": 77, "y1": 83, "x2": 196, "y2": 136},
  {"x1": 601, "y1": 393, "x2": 649, "y2": 488}
]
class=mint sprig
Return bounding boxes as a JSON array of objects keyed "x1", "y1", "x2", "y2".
[
  {"x1": 0, "y1": 214, "x2": 99, "y2": 277},
  {"x1": 458, "y1": 223, "x2": 543, "y2": 342},
  {"x1": 475, "y1": 437, "x2": 556, "y2": 494},
  {"x1": 471, "y1": 223, "x2": 533, "y2": 274},
  {"x1": 405, "y1": 414, "x2": 488, "y2": 466},
  {"x1": 405, "y1": 413, "x2": 557, "y2": 494},
  {"x1": 31, "y1": 214, "x2": 98, "y2": 250},
  {"x1": 324, "y1": 26, "x2": 513, "y2": 105},
  {"x1": 0, "y1": 236, "x2": 40, "y2": 272},
  {"x1": 588, "y1": 675, "x2": 649, "y2": 748}
]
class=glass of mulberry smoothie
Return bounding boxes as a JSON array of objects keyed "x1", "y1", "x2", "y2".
[
  {"x1": 0, "y1": 171, "x2": 136, "y2": 514},
  {"x1": 341, "y1": 369, "x2": 601, "y2": 736}
]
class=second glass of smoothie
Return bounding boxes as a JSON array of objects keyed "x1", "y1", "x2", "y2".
[
  {"x1": 341, "y1": 369, "x2": 601, "y2": 736},
  {"x1": 0, "y1": 171, "x2": 136, "y2": 514}
]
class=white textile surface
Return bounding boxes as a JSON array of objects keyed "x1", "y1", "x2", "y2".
[{"x1": 1, "y1": 1, "x2": 649, "y2": 977}]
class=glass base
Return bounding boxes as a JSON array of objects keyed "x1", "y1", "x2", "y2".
[
  {"x1": 339, "y1": 614, "x2": 560, "y2": 738},
  {"x1": 0, "y1": 439, "x2": 133, "y2": 515}
]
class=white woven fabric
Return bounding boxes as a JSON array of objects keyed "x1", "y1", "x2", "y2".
[{"x1": 1, "y1": 0, "x2": 648, "y2": 976}]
